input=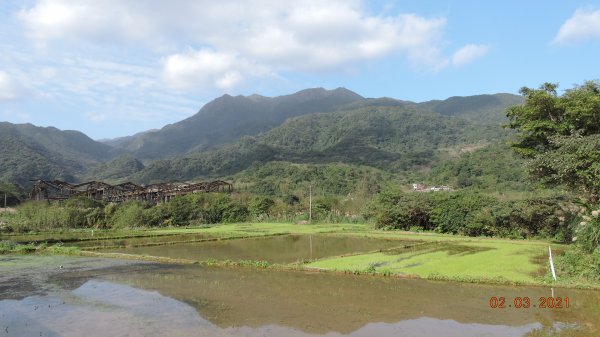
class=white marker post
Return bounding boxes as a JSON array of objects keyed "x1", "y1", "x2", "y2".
[
  {"x1": 549, "y1": 246, "x2": 557, "y2": 281},
  {"x1": 309, "y1": 184, "x2": 312, "y2": 223}
]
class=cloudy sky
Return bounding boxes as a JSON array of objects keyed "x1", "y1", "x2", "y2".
[{"x1": 1, "y1": 1, "x2": 599, "y2": 139}]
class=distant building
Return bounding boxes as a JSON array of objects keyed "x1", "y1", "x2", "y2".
[
  {"x1": 412, "y1": 183, "x2": 426, "y2": 191},
  {"x1": 412, "y1": 183, "x2": 453, "y2": 192}
]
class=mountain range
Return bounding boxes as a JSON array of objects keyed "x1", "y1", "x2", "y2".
[{"x1": 0, "y1": 88, "x2": 523, "y2": 187}]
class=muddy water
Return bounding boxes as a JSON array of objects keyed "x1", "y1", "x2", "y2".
[
  {"x1": 1, "y1": 255, "x2": 599, "y2": 337},
  {"x1": 104, "y1": 234, "x2": 413, "y2": 263}
]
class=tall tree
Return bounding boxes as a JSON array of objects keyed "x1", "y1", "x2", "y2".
[{"x1": 506, "y1": 81, "x2": 600, "y2": 203}]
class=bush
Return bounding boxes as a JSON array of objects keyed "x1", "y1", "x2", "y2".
[
  {"x1": 283, "y1": 194, "x2": 300, "y2": 205},
  {"x1": 578, "y1": 216, "x2": 600, "y2": 253},
  {"x1": 110, "y1": 201, "x2": 148, "y2": 228},
  {"x1": 222, "y1": 203, "x2": 249, "y2": 223},
  {"x1": 64, "y1": 197, "x2": 104, "y2": 209},
  {"x1": 143, "y1": 205, "x2": 172, "y2": 227},
  {"x1": 367, "y1": 189, "x2": 575, "y2": 239},
  {"x1": 249, "y1": 196, "x2": 275, "y2": 217},
  {"x1": 429, "y1": 192, "x2": 494, "y2": 234},
  {"x1": 554, "y1": 246, "x2": 600, "y2": 282},
  {"x1": 367, "y1": 188, "x2": 432, "y2": 230}
]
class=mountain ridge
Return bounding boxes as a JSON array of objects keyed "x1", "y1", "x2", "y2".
[
  {"x1": 0, "y1": 89, "x2": 523, "y2": 187},
  {"x1": 108, "y1": 87, "x2": 366, "y2": 160},
  {"x1": 131, "y1": 105, "x2": 510, "y2": 184},
  {"x1": 0, "y1": 122, "x2": 114, "y2": 186}
]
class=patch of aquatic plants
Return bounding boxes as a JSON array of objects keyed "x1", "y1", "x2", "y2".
[{"x1": 0, "y1": 240, "x2": 79, "y2": 255}]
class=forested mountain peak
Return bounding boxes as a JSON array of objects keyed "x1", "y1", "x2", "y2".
[
  {"x1": 106, "y1": 87, "x2": 366, "y2": 160},
  {"x1": 0, "y1": 122, "x2": 115, "y2": 186}
]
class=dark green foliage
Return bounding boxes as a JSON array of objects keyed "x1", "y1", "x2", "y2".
[
  {"x1": 63, "y1": 196, "x2": 104, "y2": 209},
  {"x1": 249, "y1": 196, "x2": 275, "y2": 216},
  {"x1": 0, "y1": 182, "x2": 25, "y2": 206},
  {"x1": 529, "y1": 134, "x2": 600, "y2": 203},
  {"x1": 506, "y1": 81, "x2": 600, "y2": 203},
  {"x1": 134, "y1": 106, "x2": 508, "y2": 183},
  {"x1": 367, "y1": 189, "x2": 575, "y2": 240},
  {"x1": 107, "y1": 88, "x2": 364, "y2": 160},
  {"x1": 429, "y1": 192, "x2": 495, "y2": 234},
  {"x1": 578, "y1": 215, "x2": 600, "y2": 254},
  {"x1": 0, "y1": 192, "x2": 252, "y2": 232},
  {"x1": 110, "y1": 201, "x2": 148, "y2": 228},
  {"x1": 365, "y1": 187, "x2": 433, "y2": 230},
  {"x1": 236, "y1": 162, "x2": 388, "y2": 197},
  {"x1": 507, "y1": 81, "x2": 600, "y2": 254},
  {"x1": 85, "y1": 154, "x2": 144, "y2": 182},
  {"x1": 426, "y1": 143, "x2": 528, "y2": 190},
  {"x1": 1, "y1": 90, "x2": 521, "y2": 188},
  {"x1": 311, "y1": 196, "x2": 339, "y2": 219},
  {"x1": 0, "y1": 122, "x2": 114, "y2": 186},
  {"x1": 165, "y1": 193, "x2": 249, "y2": 225},
  {"x1": 507, "y1": 81, "x2": 600, "y2": 157}
]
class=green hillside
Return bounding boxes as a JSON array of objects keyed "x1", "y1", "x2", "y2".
[
  {"x1": 83, "y1": 154, "x2": 145, "y2": 183},
  {"x1": 424, "y1": 142, "x2": 528, "y2": 191},
  {"x1": 0, "y1": 123, "x2": 114, "y2": 186},
  {"x1": 132, "y1": 106, "x2": 509, "y2": 184},
  {"x1": 106, "y1": 87, "x2": 364, "y2": 160},
  {"x1": 233, "y1": 161, "x2": 393, "y2": 197},
  {"x1": 417, "y1": 93, "x2": 523, "y2": 124},
  {"x1": 0, "y1": 90, "x2": 524, "y2": 189}
]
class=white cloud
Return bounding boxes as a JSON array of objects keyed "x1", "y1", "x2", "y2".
[
  {"x1": 451, "y1": 44, "x2": 489, "y2": 67},
  {"x1": 18, "y1": 0, "x2": 482, "y2": 93},
  {"x1": 0, "y1": 71, "x2": 22, "y2": 100},
  {"x1": 553, "y1": 8, "x2": 600, "y2": 45},
  {"x1": 85, "y1": 111, "x2": 108, "y2": 123},
  {"x1": 163, "y1": 49, "x2": 239, "y2": 91}
]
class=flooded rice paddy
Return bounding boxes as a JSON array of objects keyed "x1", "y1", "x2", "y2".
[
  {"x1": 2, "y1": 233, "x2": 599, "y2": 336},
  {"x1": 102, "y1": 234, "x2": 414, "y2": 263},
  {"x1": 68, "y1": 232, "x2": 217, "y2": 249},
  {"x1": 1, "y1": 255, "x2": 599, "y2": 337}
]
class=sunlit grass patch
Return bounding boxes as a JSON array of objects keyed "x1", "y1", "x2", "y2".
[{"x1": 307, "y1": 240, "x2": 554, "y2": 284}]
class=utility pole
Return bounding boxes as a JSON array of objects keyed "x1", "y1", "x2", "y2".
[{"x1": 309, "y1": 184, "x2": 312, "y2": 222}]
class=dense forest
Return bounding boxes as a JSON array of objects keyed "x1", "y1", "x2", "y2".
[{"x1": 130, "y1": 106, "x2": 508, "y2": 183}]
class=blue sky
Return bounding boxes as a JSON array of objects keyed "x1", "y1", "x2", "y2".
[{"x1": 1, "y1": 1, "x2": 599, "y2": 139}]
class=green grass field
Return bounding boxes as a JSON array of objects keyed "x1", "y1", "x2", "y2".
[{"x1": 307, "y1": 240, "x2": 553, "y2": 283}]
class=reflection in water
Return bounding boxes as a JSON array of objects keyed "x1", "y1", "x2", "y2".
[
  {"x1": 105, "y1": 234, "x2": 414, "y2": 263},
  {"x1": 0, "y1": 280, "x2": 559, "y2": 337},
  {"x1": 1, "y1": 256, "x2": 599, "y2": 337},
  {"x1": 101, "y1": 265, "x2": 599, "y2": 335}
]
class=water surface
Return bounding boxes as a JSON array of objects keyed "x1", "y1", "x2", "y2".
[
  {"x1": 1, "y1": 255, "x2": 598, "y2": 337},
  {"x1": 104, "y1": 234, "x2": 414, "y2": 263}
]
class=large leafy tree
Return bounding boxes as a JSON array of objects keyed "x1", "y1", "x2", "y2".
[{"x1": 507, "y1": 81, "x2": 600, "y2": 203}]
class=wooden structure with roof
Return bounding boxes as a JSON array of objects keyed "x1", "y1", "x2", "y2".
[{"x1": 29, "y1": 179, "x2": 232, "y2": 203}]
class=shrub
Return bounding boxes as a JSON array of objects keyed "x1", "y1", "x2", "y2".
[
  {"x1": 429, "y1": 192, "x2": 494, "y2": 234},
  {"x1": 249, "y1": 196, "x2": 275, "y2": 217},
  {"x1": 367, "y1": 189, "x2": 432, "y2": 230},
  {"x1": 367, "y1": 188, "x2": 575, "y2": 239},
  {"x1": 111, "y1": 201, "x2": 148, "y2": 228},
  {"x1": 578, "y1": 216, "x2": 600, "y2": 253}
]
